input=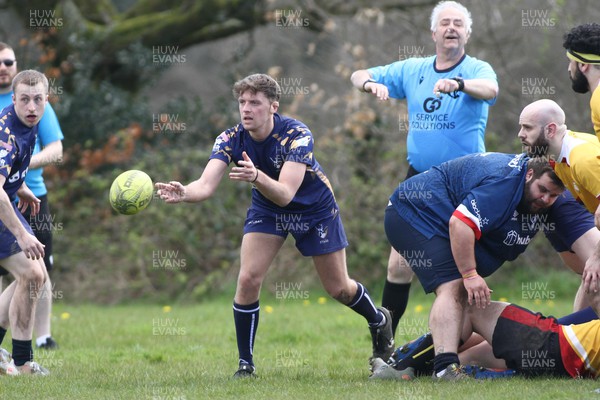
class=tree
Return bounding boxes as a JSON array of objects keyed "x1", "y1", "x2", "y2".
[{"x1": 6, "y1": 0, "x2": 439, "y2": 91}]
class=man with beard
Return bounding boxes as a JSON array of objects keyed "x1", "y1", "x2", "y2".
[
  {"x1": 383, "y1": 153, "x2": 565, "y2": 379},
  {"x1": 563, "y1": 23, "x2": 600, "y2": 138},
  {"x1": 518, "y1": 99, "x2": 600, "y2": 224},
  {"x1": 518, "y1": 99, "x2": 600, "y2": 313},
  {"x1": 368, "y1": 101, "x2": 600, "y2": 381}
]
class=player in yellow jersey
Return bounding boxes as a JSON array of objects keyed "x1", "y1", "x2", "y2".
[
  {"x1": 563, "y1": 23, "x2": 600, "y2": 139},
  {"x1": 518, "y1": 99, "x2": 600, "y2": 228},
  {"x1": 518, "y1": 99, "x2": 600, "y2": 313}
]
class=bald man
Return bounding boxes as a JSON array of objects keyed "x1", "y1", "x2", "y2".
[
  {"x1": 518, "y1": 99, "x2": 600, "y2": 310},
  {"x1": 518, "y1": 99, "x2": 600, "y2": 223}
]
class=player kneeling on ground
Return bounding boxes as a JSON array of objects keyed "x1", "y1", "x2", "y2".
[{"x1": 371, "y1": 300, "x2": 600, "y2": 380}]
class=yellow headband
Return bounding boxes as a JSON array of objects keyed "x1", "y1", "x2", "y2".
[{"x1": 566, "y1": 49, "x2": 600, "y2": 64}]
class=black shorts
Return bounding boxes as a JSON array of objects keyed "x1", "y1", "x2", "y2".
[{"x1": 492, "y1": 304, "x2": 569, "y2": 377}]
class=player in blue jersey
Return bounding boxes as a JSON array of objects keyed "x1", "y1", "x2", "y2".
[
  {"x1": 0, "y1": 70, "x2": 50, "y2": 375},
  {"x1": 383, "y1": 153, "x2": 566, "y2": 380},
  {"x1": 156, "y1": 73, "x2": 394, "y2": 378},
  {"x1": 0, "y1": 42, "x2": 63, "y2": 351},
  {"x1": 350, "y1": 1, "x2": 499, "y2": 338}
]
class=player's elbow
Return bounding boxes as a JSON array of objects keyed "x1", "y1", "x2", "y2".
[
  {"x1": 274, "y1": 196, "x2": 294, "y2": 208},
  {"x1": 350, "y1": 70, "x2": 369, "y2": 86},
  {"x1": 486, "y1": 82, "x2": 499, "y2": 99},
  {"x1": 273, "y1": 189, "x2": 297, "y2": 208}
]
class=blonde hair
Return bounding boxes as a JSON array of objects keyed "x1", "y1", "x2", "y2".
[{"x1": 12, "y1": 70, "x2": 48, "y2": 94}]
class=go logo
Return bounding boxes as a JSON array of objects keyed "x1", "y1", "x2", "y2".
[{"x1": 423, "y1": 97, "x2": 442, "y2": 113}]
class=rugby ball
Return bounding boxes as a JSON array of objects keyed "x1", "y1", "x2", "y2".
[{"x1": 109, "y1": 170, "x2": 153, "y2": 215}]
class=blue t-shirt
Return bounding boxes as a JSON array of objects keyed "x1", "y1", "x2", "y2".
[
  {"x1": 368, "y1": 55, "x2": 497, "y2": 172},
  {"x1": 209, "y1": 113, "x2": 337, "y2": 217},
  {"x1": 0, "y1": 92, "x2": 64, "y2": 197},
  {"x1": 0, "y1": 104, "x2": 38, "y2": 201},
  {"x1": 389, "y1": 153, "x2": 568, "y2": 277}
]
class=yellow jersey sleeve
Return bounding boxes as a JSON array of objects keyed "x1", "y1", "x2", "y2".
[{"x1": 591, "y1": 85, "x2": 600, "y2": 139}]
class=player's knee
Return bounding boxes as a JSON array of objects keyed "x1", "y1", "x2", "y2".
[
  {"x1": 236, "y1": 270, "x2": 262, "y2": 293},
  {"x1": 585, "y1": 291, "x2": 600, "y2": 316},
  {"x1": 23, "y1": 262, "x2": 45, "y2": 290},
  {"x1": 326, "y1": 285, "x2": 354, "y2": 304},
  {"x1": 387, "y1": 262, "x2": 414, "y2": 283}
]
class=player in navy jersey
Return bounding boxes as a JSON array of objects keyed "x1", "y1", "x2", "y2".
[
  {"x1": 351, "y1": 1, "x2": 499, "y2": 339},
  {"x1": 156, "y1": 73, "x2": 393, "y2": 378},
  {"x1": 0, "y1": 41, "x2": 64, "y2": 351},
  {"x1": 0, "y1": 70, "x2": 50, "y2": 375},
  {"x1": 383, "y1": 153, "x2": 566, "y2": 380}
]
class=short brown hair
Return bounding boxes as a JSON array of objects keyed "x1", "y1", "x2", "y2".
[
  {"x1": 232, "y1": 73, "x2": 280, "y2": 103},
  {"x1": 0, "y1": 42, "x2": 14, "y2": 52},
  {"x1": 12, "y1": 70, "x2": 48, "y2": 95},
  {"x1": 527, "y1": 157, "x2": 565, "y2": 191}
]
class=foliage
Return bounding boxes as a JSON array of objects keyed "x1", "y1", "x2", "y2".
[{"x1": 2, "y1": 1, "x2": 599, "y2": 302}]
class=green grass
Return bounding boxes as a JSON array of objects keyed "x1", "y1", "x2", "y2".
[{"x1": 1, "y1": 288, "x2": 599, "y2": 399}]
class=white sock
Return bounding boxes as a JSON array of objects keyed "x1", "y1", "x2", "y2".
[{"x1": 36, "y1": 335, "x2": 51, "y2": 347}]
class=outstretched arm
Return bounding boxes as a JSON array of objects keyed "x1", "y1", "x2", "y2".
[
  {"x1": 350, "y1": 69, "x2": 391, "y2": 101},
  {"x1": 155, "y1": 158, "x2": 228, "y2": 203},
  {"x1": 433, "y1": 78, "x2": 498, "y2": 100}
]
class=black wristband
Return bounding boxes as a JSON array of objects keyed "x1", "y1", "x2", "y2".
[
  {"x1": 251, "y1": 169, "x2": 259, "y2": 183},
  {"x1": 452, "y1": 77, "x2": 465, "y2": 92},
  {"x1": 362, "y1": 78, "x2": 376, "y2": 92}
]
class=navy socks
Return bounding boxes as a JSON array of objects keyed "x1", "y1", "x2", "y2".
[{"x1": 233, "y1": 301, "x2": 260, "y2": 366}]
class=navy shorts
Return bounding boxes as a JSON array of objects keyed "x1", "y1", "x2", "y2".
[
  {"x1": 384, "y1": 205, "x2": 459, "y2": 293},
  {"x1": 0, "y1": 202, "x2": 34, "y2": 276},
  {"x1": 492, "y1": 304, "x2": 569, "y2": 377},
  {"x1": 243, "y1": 207, "x2": 348, "y2": 257}
]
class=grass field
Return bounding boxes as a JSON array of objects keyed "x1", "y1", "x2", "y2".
[{"x1": 1, "y1": 287, "x2": 600, "y2": 400}]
